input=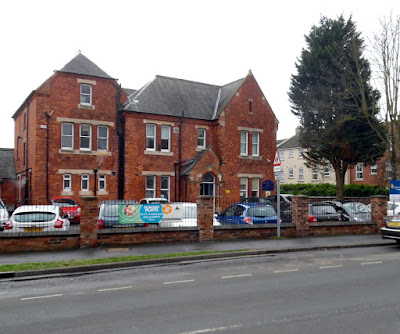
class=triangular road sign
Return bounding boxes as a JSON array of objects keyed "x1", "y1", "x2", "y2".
[{"x1": 273, "y1": 150, "x2": 281, "y2": 166}]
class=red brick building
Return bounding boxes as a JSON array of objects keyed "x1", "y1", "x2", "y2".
[{"x1": 12, "y1": 53, "x2": 278, "y2": 209}]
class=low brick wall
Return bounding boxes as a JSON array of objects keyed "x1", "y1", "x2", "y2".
[
  {"x1": 97, "y1": 227, "x2": 198, "y2": 246},
  {"x1": 309, "y1": 221, "x2": 377, "y2": 236},
  {"x1": 213, "y1": 224, "x2": 297, "y2": 241},
  {"x1": 0, "y1": 232, "x2": 80, "y2": 253}
]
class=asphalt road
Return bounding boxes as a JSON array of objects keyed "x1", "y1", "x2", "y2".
[{"x1": 0, "y1": 245, "x2": 399, "y2": 333}]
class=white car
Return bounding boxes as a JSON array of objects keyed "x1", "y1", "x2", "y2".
[
  {"x1": 159, "y1": 202, "x2": 220, "y2": 227},
  {"x1": 139, "y1": 198, "x2": 170, "y2": 204},
  {"x1": 3, "y1": 205, "x2": 70, "y2": 233},
  {"x1": 387, "y1": 202, "x2": 400, "y2": 216},
  {"x1": 0, "y1": 199, "x2": 9, "y2": 231}
]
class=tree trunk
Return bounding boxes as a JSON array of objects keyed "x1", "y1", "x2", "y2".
[{"x1": 334, "y1": 165, "x2": 346, "y2": 201}]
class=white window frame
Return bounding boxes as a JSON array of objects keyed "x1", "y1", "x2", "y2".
[
  {"x1": 298, "y1": 168, "x2": 304, "y2": 182},
  {"x1": 323, "y1": 167, "x2": 330, "y2": 177},
  {"x1": 252, "y1": 132, "x2": 259, "y2": 157},
  {"x1": 288, "y1": 168, "x2": 294, "y2": 179},
  {"x1": 81, "y1": 174, "x2": 89, "y2": 191},
  {"x1": 240, "y1": 177, "x2": 248, "y2": 200},
  {"x1": 161, "y1": 125, "x2": 171, "y2": 152},
  {"x1": 387, "y1": 163, "x2": 392, "y2": 179},
  {"x1": 312, "y1": 168, "x2": 318, "y2": 181},
  {"x1": 370, "y1": 164, "x2": 378, "y2": 175},
  {"x1": 80, "y1": 84, "x2": 92, "y2": 105},
  {"x1": 79, "y1": 124, "x2": 92, "y2": 151},
  {"x1": 63, "y1": 174, "x2": 71, "y2": 191},
  {"x1": 356, "y1": 164, "x2": 363, "y2": 180},
  {"x1": 280, "y1": 170, "x2": 285, "y2": 182},
  {"x1": 98, "y1": 175, "x2": 106, "y2": 191},
  {"x1": 252, "y1": 178, "x2": 259, "y2": 197},
  {"x1": 289, "y1": 148, "x2": 294, "y2": 158},
  {"x1": 160, "y1": 176, "x2": 170, "y2": 200},
  {"x1": 145, "y1": 175, "x2": 156, "y2": 198},
  {"x1": 197, "y1": 128, "x2": 206, "y2": 149},
  {"x1": 61, "y1": 122, "x2": 74, "y2": 150},
  {"x1": 299, "y1": 148, "x2": 304, "y2": 158},
  {"x1": 146, "y1": 124, "x2": 156, "y2": 151},
  {"x1": 97, "y1": 126, "x2": 108, "y2": 151},
  {"x1": 240, "y1": 131, "x2": 248, "y2": 156},
  {"x1": 278, "y1": 150, "x2": 284, "y2": 161}
]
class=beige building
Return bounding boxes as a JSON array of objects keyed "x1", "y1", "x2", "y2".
[{"x1": 277, "y1": 130, "x2": 337, "y2": 184}]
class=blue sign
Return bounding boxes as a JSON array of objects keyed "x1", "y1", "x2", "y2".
[
  {"x1": 390, "y1": 180, "x2": 400, "y2": 194},
  {"x1": 262, "y1": 180, "x2": 274, "y2": 191}
]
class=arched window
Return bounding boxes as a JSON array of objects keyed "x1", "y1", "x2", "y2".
[{"x1": 200, "y1": 172, "x2": 215, "y2": 196}]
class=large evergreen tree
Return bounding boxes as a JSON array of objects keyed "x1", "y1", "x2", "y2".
[{"x1": 289, "y1": 15, "x2": 386, "y2": 199}]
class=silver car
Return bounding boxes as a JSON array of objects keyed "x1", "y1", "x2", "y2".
[
  {"x1": 0, "y1": 199, "x2": 9, "y2": 231},
  {"x1": 3, "y1": 205, "x2": 70, "y2": 233}
]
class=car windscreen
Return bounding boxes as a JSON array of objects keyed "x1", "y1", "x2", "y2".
[
  {"x1": 13, "y1": 212, "x2": 56, "y2": 222},
  {"x1": 52, "y1": 199, "x2": 77, "y2": 207},
  {"x1": 103, "y1": 205, "x2": 120, "y2": 217},
  {"x1": 247, "y1": 206, "x2": 276, "y2": 218},
  {"x1": 343, "y1": 203, "x2": 370, "y2": 213}
]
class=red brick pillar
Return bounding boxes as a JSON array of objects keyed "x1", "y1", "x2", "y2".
[
  {"x1": 196, "y1": 196, "x2": 214, "y2": 241},
  {"x1": 371, "y1": 195, "x2": 387, "y2": 233},
  {"x1": 292, "y1": 195, "x2": 310, "y2": 237},
  {"x1": 80, "y1": 196, "x2": 99, "y2": 249}
]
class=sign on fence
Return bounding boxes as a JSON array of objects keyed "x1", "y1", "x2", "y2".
[{"x1": 118, "y1": 204, "x2": 183, "y2": 224}]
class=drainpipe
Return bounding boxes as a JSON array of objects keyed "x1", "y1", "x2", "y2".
[
  {"x1": 24, "y1": 102, "x2": 29, "y2": 204},
  {"x1": 116, "y1": 84, "x2": 125, "y2": 200},
  {"x1": 94, "y1": 169, "x2": 98, "y2": 196},
  {"x1": 178, "y1": 111, "x2": 184, "y2": 201},
  {"x1": 45, "y1": 110, "x2": 53, "y2": 203}
]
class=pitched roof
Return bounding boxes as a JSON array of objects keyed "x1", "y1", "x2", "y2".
[
  {"x1": 0, "y1": 149, "x2": 16, "y2": 180},
  {"x1": 58, "y1": 53, "x2": 115, "y2": 80},
  {"x1": 124, "y1": 75, "x2": 244, "y2": 120},
  {"x1": 277, "y1": 132, "x2": 300, "y2": 149}
]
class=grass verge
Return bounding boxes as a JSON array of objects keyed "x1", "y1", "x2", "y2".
[{"x1": 0, "y1": 249, "x2": 247, "y2": 272}]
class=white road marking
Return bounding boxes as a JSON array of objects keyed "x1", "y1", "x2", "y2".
[
  {"x1": 273, "y1": 269, "x2": 299, "y2": 274},
  {"x1": 361, "y1": 261, "x2": 383, "y2": 265},
  {"x1": 21, "y1": 294, "x2": 63, "y2": 301},
  {"x1": 180, "y1": 324, "x2": 243, "y2": 333},
  {"x1": 319, "y1": 265, "x2": 343, "y2": 269},
  {"x1": 163, "y1": 279, "x2": 195, "y2": 285},
  {"x1": 98, "y1": 286, "x2": 133, "y2": 292},
  {"x1": 221, "y1": 274, "x2": 252, "y2": 279}
]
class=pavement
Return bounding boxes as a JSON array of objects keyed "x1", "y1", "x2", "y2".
[{"x1": 0, "y1": 234, "x2": 396, "y2": 280}]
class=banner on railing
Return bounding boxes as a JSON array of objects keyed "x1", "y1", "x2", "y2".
[{"x1": 118, "y1": 204, "x2": 183, "y2": 224}]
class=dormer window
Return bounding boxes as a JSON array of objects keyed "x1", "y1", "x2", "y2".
[{"x1": 80, "y1": 84, "x2": 92, "y2": 105}]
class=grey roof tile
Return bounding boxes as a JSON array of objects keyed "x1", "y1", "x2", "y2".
[
  {"x1": 0, "y1": 149, "x2": 16, "y2": 180},
  {"x1": 59, "y1": 53, "x2": 115, "y2": 80},
  {"x1": 124, "y1": 75, "x2": 244, "y2": 121},
  {"x1": 277, "y1": 132, "x2": 300, "y2": 149}
]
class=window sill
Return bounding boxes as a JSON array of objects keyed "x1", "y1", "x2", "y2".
[
  {"x1": 196, "y1": 147, "x2": 206, "y2": 152},
  {"x1": 144, "y1": 150, "x2": 173, "y2": 156},
  {"x1": 79, "y1": 190, "x2": 93, "y2": 196},
  {"x1": 78, "y1": 104, "x2": 95, "y2": 110},
  {"x1": 239, "y1": 155, "x2": 262, "y2": 160},
  {"x1": 61, "y1": 191, "x2": 74, "y2": 196},
  {"x1": 59, "y1": 149, "x2": 112, "y2": 156},
  {"x1": 97, "y1": 190, "x2": 109, "y2": 196}
]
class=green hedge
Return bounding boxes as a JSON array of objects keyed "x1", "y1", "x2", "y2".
[{"x1": 280, "y1": 183, "x2": 389, "y2": 197}]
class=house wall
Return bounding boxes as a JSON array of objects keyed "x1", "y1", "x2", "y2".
[
  {"x1": 278, "y1": 146, "x2": 336, "y2": 185},
  {"x1": 217, "y1": 74, "x2": 277, "y2": 201},
  {"x1": 13, "y1": 72, "x2": 124, "y2": 205},
  {"x1": 348, "y1": 155, "x2": 390, "y2": 187}
]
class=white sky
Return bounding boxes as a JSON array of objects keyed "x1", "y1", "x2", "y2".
[{"x1": 1, "y1": 0, "x2": 399, "y2": 148}]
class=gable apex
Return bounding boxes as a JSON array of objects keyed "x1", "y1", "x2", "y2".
[{"x1": 58, "y1": 53, "x2": 116, "y2": 80}]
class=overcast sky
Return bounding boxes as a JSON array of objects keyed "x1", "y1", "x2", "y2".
[{"x1": 1, "y1": 0, "x2": 399, "y2": 149}]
